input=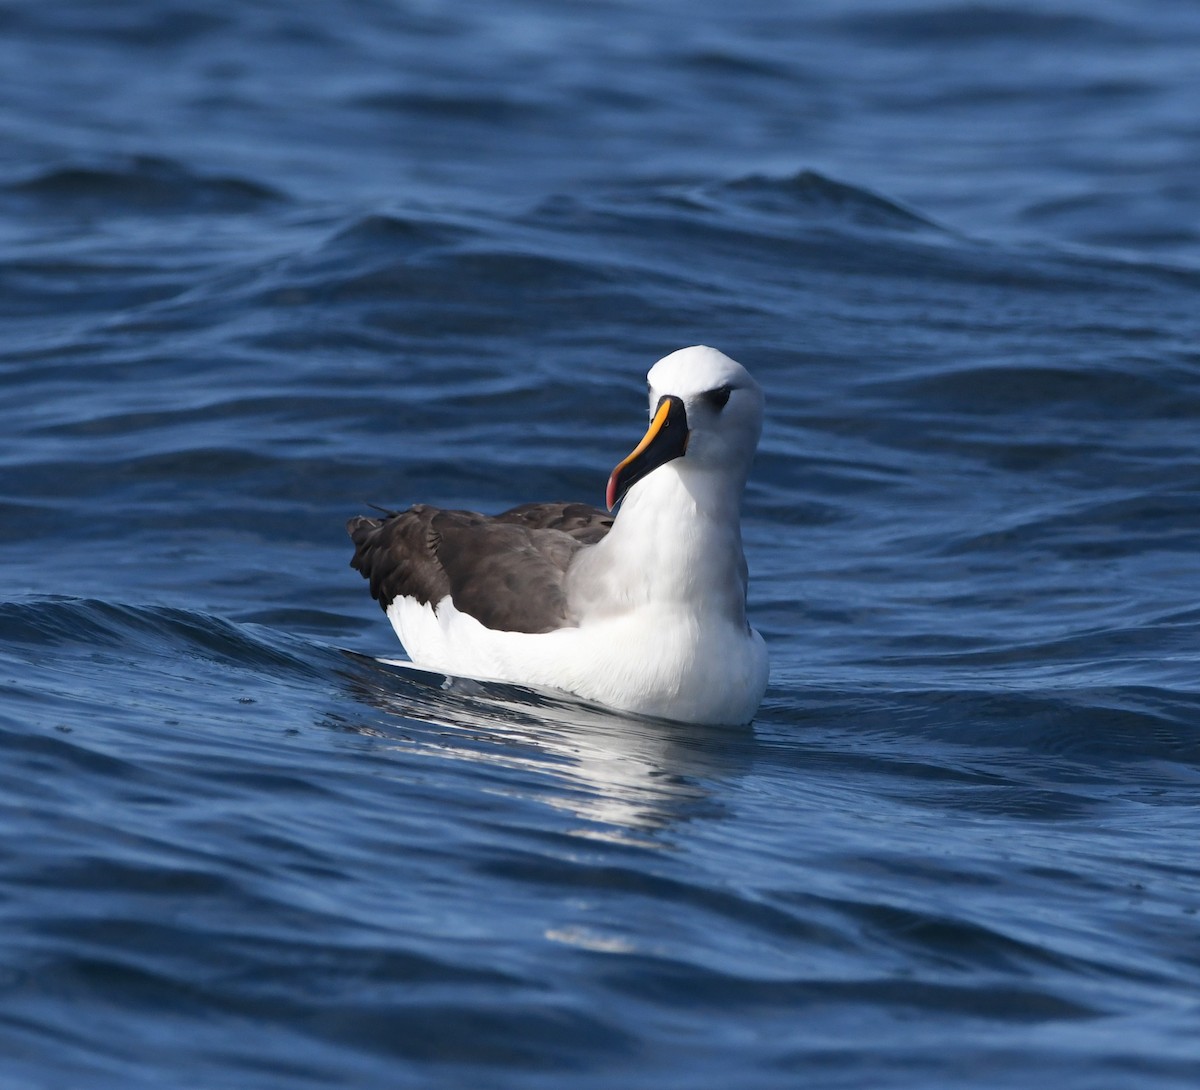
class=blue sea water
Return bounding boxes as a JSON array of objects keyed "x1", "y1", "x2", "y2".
[{"x1": 2, "y1": 1, "x2": 1200, "y2": 1086}]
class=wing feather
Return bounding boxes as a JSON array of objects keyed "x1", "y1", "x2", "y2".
[{"x1": 347, "y1": 502, "x2": 613, "y2": 634}]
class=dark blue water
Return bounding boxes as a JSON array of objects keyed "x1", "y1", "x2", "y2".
[{"x1": 3, "y1": 1, "x2": 1200, "y2": 1086}]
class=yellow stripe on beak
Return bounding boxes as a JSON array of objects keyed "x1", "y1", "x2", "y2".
[{"x1": 606, "y1": 395, "x2": 690, "y2": 510}]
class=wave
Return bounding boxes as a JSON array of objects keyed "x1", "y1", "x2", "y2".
[
  {"x1": 346, "y1": 89, "x2": 551, "y2": 124},
  {"x1": 870, "y1": 361, "x2": 1199, "y2": 420},
  {"x1": 832, "y1": 5, "x2": 1133, "y2": 47},
  {"x1": 0, "y1": 597, "x2": 317, "y2": 674},
  {"x1": 714, "y1": 170, "x2": 945, "y2": 233},
  {"x1": 5, "y1": 155, "x2": 287, "y2": 214}
]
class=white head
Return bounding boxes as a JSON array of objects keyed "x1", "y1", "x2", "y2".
[
  {"x1": 647, "y1": 346, "x2": 763, "y2": 469},
  {"x1": 607, "y1": 346, "x2": 764, "y2": 510}
]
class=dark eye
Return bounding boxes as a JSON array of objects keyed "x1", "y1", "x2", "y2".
[{"x1": 702, "y1": 384, "x2": 733, "y2": 411}]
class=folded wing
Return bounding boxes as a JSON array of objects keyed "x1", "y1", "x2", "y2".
[{"x1": 347, "y1": 502, "x2": 613, "y2": 634}]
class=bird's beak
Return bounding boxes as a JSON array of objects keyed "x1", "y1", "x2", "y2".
[{"x1": 606, "y1": 395, "x2": 689, "y2": 510}]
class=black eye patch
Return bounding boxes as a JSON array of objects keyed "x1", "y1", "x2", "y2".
[{"x1": 702, "y1": 384, "x2": 733, "y2": 411}]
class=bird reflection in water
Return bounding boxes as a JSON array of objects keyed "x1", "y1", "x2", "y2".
[{"x1": 335, "y1": 653, "x2": 755, "y2": 843}]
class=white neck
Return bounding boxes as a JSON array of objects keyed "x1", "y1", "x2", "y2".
[{"x1": 570, "y1": 463, "x2": 749, "y2": 624}]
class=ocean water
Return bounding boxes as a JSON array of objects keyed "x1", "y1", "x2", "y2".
[{"x1": 2, "y1": 1, "x2": 1200, "y2": 1087}]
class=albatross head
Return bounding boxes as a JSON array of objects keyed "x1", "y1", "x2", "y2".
[{"x1": 606, "y1": 346, "x2": 764, "y2": 511}]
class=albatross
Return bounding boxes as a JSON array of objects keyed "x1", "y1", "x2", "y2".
[{"x1": 347, "y1": 345, "x2": 769, "y2": 726}]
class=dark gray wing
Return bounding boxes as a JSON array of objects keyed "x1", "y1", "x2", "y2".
[
  {"x1": 347, "y1": 502, "x2": 613, "y2": 634},
  {"x1": 493, "y1": 502, "x2": 614, "y2": 545}
]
